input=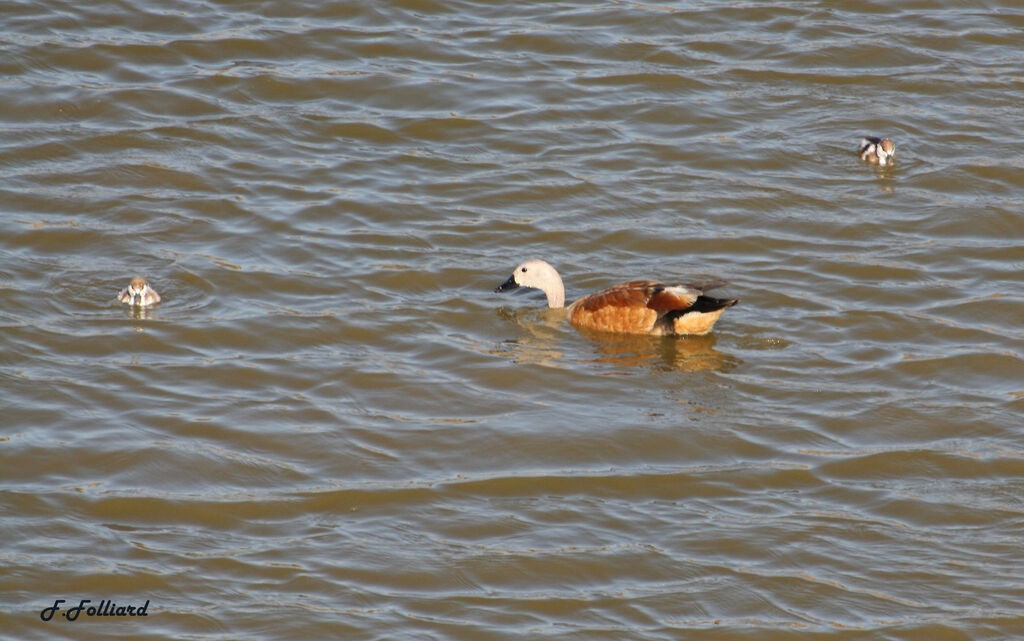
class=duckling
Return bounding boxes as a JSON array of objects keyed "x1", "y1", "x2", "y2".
[
  {"x1": 859, "y1": 136, "x2": 895, "y2": 166},
  {"x1": 117, "y1": 276, "x2": 161, "y2": 307}
]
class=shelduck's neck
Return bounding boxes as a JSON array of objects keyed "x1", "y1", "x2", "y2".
[
  {"x1": 537, "y1": 268, "x2": 565, "y2": 309},
  {"x1": 544, "y1": 282, "x2": 565, "y2": 309}
]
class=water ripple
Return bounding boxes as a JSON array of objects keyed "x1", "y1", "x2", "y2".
[{"x1": 2, "y1": 1, "x2": 1023, "y2": 639}]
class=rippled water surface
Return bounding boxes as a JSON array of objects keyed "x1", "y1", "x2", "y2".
[{"x1": 2, "y1": 1, "x2": 1023, "y2": 639}]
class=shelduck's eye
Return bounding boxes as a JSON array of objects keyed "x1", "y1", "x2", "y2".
[{"x1": 521, "y1": 267, "x2": 527, "y2": 272}]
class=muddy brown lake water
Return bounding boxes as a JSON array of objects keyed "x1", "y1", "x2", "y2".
[{"x1": 2, "y1": 1, "x2": 1023, "y2": 639}]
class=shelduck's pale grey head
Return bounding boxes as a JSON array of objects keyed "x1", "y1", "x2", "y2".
[
  {"x1": 494, "y1": 259, "x2": 566, "y2": 309},
  {"x1": 117, "y1": 276, "x2": 161, "y2": 307}
]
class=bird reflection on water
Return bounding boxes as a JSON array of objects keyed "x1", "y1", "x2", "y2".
[
  {"x1": 124, "y1": 305, "x2": 157, "y2": 321},
  {"x1": 494, "y1": 307, "x2": 739, "y2": 373}
]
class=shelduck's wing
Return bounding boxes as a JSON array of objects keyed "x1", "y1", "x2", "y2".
[
  {"x1": 568, "y1": 280, "x2": 736, "y2": 335},
  {"x1": 568, "y1": 281, "x2": 698, "y2": 334}
]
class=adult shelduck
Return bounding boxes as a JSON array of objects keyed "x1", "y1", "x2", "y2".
[
  {"x1": 494, "y1": 259, "x2": 737, "y2": 336},
  {"x1": 117, "y1": 276, "x2": 161, "y2": 307},
  {"x1": 859, "y1": 136, "x2": 895, "y2": 166}
]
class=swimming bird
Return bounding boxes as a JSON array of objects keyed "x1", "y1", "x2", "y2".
[
  {"x1": 859, "y1": 136, "x2": 895, "y2": 166},
  {"x1": 117, "y1": 276, "x2": 161, "y2": 307},
  {"x1": 494, "y1": 259, "x2": 738, "y2": 336}
]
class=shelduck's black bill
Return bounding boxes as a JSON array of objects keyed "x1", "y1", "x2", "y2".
[{"x1": 494, "y1": 275, "x2": 519, "y2": 293}]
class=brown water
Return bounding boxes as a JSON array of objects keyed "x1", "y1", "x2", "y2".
[{"x1": 2, "y1": 1, "x2": 1023, "y2": 639}]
